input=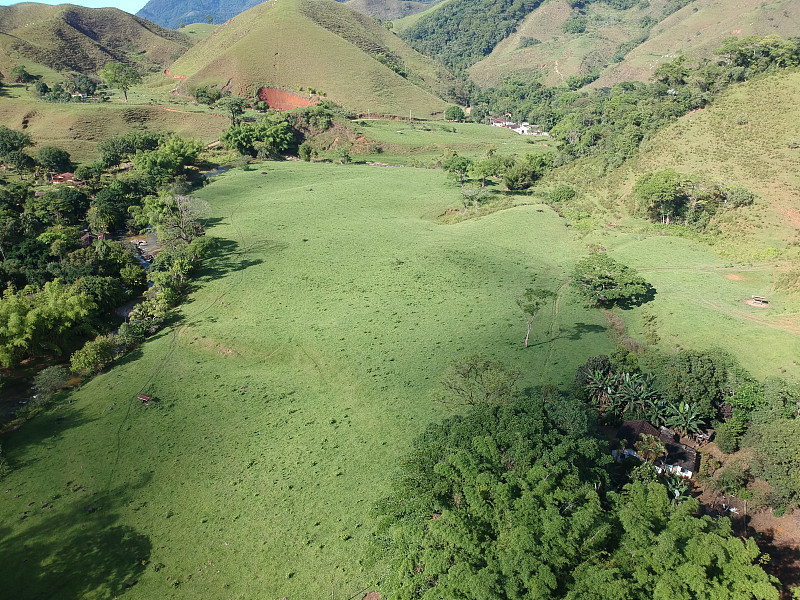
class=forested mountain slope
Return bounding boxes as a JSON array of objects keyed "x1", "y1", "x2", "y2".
[
  {"x1": 136, "y1": 0, "x2": 263, "y2": 29},
  {"x1": 397, "y1": 0, "x2": 800, "y2": 88},
  {"x1": 0, "y1": 3, "x2": 191, "y2": 76}
]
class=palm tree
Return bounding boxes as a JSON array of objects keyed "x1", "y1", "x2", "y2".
[
  {"x1": 635, "y1": 434, "x2": 667, "y2": 464},
  {"x1": 667, "y1": 401, "x2": 703, "y2": 438},
  {"x1": 663, "y1": 472, "x2": 691, "y2": 506}
]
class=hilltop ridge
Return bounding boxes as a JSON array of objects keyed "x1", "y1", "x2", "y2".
[
  {"x1": 0, "y1": 3, "x2": 191, "y2": 76},
  {"x1": 167, "y1": 0, "x2": 464, "y2": 117}
]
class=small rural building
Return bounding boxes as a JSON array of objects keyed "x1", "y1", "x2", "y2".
[
  {"x1": 52, "y1": 172, "x2": 77, "y2": 184},
  {"x1": 613, "y1": 420, "x2": 700, "y2": 478}
]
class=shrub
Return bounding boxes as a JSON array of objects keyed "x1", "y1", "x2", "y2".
[
  {"x1": 562, "y1": 15, "x2": 588, "y2": 34},
  {"x1": 575, "y1": 354, "x2": 611, "y2": 389},
  {"x1": 70, "y1": 336, "x2": 115, "y2": 375},
  {"x1": 715, "y1": 418, "x2": 746, "y2": 454},
  {"x1": 725, "y1": 185, "x2": 755, "y2": 207},
  {"x1": 717, "y1": 462, "x2": 748, "y2": 495},
  {"x1": 549, "y1": 184, "x2": 576, "y2": 203},
  {"x1": 33, "y1": 365, "x2": 69, "y2": 396}
]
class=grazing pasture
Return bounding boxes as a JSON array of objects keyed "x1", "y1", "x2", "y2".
[
  {"x1": 0, "y1": 162, "x2": 612, "y2": 599},
  {"x1": 1, "y1": 160, "x2": 798, "y2": 599}
]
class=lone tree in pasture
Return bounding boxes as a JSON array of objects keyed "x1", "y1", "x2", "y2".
[
  {"x1": 517, "y1": 286, "x2": 554, "y2": 348},
  {"x1": 436, "y1": 354, "x2": 522, "y2": 407},
  {"x1": 460, "y1": 184, "x2": 486, "y2": 212},
  {"x1": 215, "y1": 96, "x2": 248, "y2": 126},
  {"x1": 442, "y1": 154, "x2": 473, "y2": 186},
  {"x1": 445, "y1": 105, "x2": 465, "y2": 122},
  {"x1": 571, "y1": 254, "x2": 652, "y2": 308},
  {"x1": 98, "y1": 62, "x2": 142, "y2": 102}
]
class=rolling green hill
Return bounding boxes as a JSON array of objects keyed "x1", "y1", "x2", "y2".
[
  {"x1": 167, "y1": 0, "x2": 465, "y2": 117},
  {"x1": 0, "y1": 3, "x2": 192, "y2": 78},
  {"x1": 343, "y1": 0, "x2": 435, "y2": 21},
  {"x1": 397, "y1": 0, "x2": 800, "y2": 89},
  {"x1": 604, "y1": 69, "x2": 800, "y2": 255}
]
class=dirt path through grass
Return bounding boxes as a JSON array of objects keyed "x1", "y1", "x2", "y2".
[
  {"x1": 700, "y1": 298, "x2": 800, "y2": 337},
  {"x1": 542, "y1": 279, "x2": 570, "y2": 373}
]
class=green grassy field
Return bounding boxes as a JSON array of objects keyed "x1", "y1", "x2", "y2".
[
  {"x1": 2, "y1": 153, "x2": 799, "y2": 598},
  {"x1": 0, "y1": 84, "x2": 230, "y2": 164},
  {"x1": 350, "y1": 119, "x2": 553, "y2": 163},
  {"x1": 178, "y1": 23, "x2": 219, "y2": 42},
  {"x1": 0, "y1": 162, "x2": 614, "y2": 599}
]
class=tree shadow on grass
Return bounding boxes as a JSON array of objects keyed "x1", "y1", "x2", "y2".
[
  {"x1": 191, "y1": 238, "x2": 268, "y2": 285},
  {"x1": 614, "y1": 284, "x2": 658, "y2": 310},
  {"x1": 0, "y1": 475, "x2": 153, "y2": 599},
  {"x1": 2, "y1": 400, "x2": 102, "y2": 465},
  {"x1": 526, "y1": 322, "x2": 607, "y2": 348}
]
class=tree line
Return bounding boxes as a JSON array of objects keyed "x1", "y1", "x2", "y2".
[{"x1": 370, "y1": 363, "x2": 785, "y2": 599}]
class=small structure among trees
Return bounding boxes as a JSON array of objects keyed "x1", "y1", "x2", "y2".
[{"x1": 614, "y1": 420, "x2": 699, "y2": 478}]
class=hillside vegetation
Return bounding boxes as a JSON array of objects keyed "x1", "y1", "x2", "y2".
[
  {"x1": 167, "y1": 0, "x2": 464, "y2": 117},
  {"x1": 0, "y1": 86, "x2": 229, "y2": 164},
  {"x1": 397, "y1": 0, "x2": 800, "y2": 89},
  {"x1": 0, "y1": 3, "x2": 191, "y2": 77},
  {"x1": 608, "y1": 69, "x2": 800, "y2": 254}
]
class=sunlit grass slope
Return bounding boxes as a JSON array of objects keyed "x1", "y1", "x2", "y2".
[
  {"x1": 0, "y1": 2, "x2": 191, "y2": 77},
  {"x1": 0, "y1": 86, "x2": 230, "y2": 164},
  {"x1": 351, "y1": 119, "x2": 553, "y2": 163},
  {"x1": 169, "y1": 0, "x2": 460, "y2": 117},
  {"x1": 0, "y1": 162, "x2": 613, "y2": 599},
  {"x1": 466, "y1": 0, "x2": 800, "y2": 88},
  {"x1": 604, "y1": 69, "x2": 800, "y2": 255},
  {"x1": 593, "y1": 0, "x2": 800, "y2": 87}
]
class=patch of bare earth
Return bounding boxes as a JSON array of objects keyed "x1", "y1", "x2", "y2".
[
  {"x1": 257, "y1": 87, "x2": 317, "y2": 111},
  {"x1": 694, "y1": 444, "x2": 800, "y2": 597}
]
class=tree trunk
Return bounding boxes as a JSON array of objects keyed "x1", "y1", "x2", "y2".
[{"x1": 524, "y1": 321, "x2": 532, "y2": 348}]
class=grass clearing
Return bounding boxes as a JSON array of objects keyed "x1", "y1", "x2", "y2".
[
  {"x1": 0, "y1": 85, "x2": 230, "y2": 163},
  {"x1": 2, "y1": 161, "x2": 799, "y2": 598},
  {"x1": 0, "y1": 162, "x2": 613, "y2": 599},
  {"x1": 351, "y1": 119, "x2": 553, "y2": 164}
]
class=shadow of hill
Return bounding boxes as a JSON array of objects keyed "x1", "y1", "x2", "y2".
[{"x1": 0, "y1": 475, "x2": 152, "y2": 598}]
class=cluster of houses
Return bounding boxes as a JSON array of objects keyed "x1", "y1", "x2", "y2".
[
  {"x1": 612, "y1": 420, "x2": 700, "y2": 479},
  {"x1": 488, "y1": 116, "x2": 549, "y2": 136}
]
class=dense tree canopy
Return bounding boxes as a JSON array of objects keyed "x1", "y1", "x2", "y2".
[{"x1": 372, "y1": 399, "x2": 779, "y2": 600}]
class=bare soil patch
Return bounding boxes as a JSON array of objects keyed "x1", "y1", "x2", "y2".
[
  {"x1": 726, "y1": 273, "x2": 744, "y2": 280},
  {"x1": 257, "y1": 88, "x2": 317, "y2": 111}
]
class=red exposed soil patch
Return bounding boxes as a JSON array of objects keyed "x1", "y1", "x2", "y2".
[
  {"x1": 164, "y1": 69, "x2": 186, "y2": 81},
  {"x1": 726, "y1": 273, "x2": 744, "y2": 280},
  {"x1": 257, "y1": 87, "x2": 317, "y2": 111},
  {"x1": 363, "y1": 592, "x2": 381, "y2": 600}
]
